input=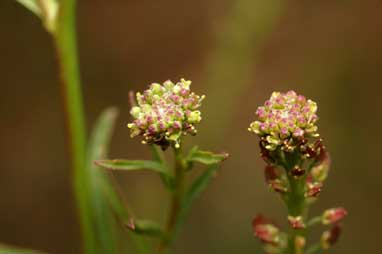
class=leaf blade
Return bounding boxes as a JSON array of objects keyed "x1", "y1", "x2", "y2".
[
  {"x1": 186, "y1": 146, "x2": 228, "y2": 165},
  {"x1": 86, "y1": 107, "x2": 119, "y2": 254},
  {"x1": 16, "y1": 0, "x2": 42, "y2": 17},
  {"x1": 126, "y1": 218, "x2": 166, "y2": 239},
  {"x1": 95, "y1": 159, "x2": 170, "y2": 175},
  {"x1": 170, "y1": 163, "x2": 221, "y2": 244},
  {"x1": 0, "y1": 243, "x2": 44, "y2": 254}
]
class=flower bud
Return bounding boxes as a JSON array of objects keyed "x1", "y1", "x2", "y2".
[
  {"x1": 259, "y1": 140, "x2": 275, "y2": 164},
  {"x1": 288, "y1": 216, "x2": 306, "y2": 229},
  {"x1": 321, "y1": 224, "x2": 341, "y2": 250},
  {"x1": 291, "y1": 166, "x2": 305, "y2": 178},
  {"x1": 322, "y1": 207, "x2": 347, "y2": 225},
  {"x1": 264, "y1": 166, "x2": 288, "y2": 193},
  {"x1": 310, "y1": 154, "x2": 330, "y2": 183},
  {"x1": 305, "y1": 182, "x2": 322, "y2": 198},
  {"x1": 264, "y1": 165, "x2": 278, "y2": 182},
  {"x1": 252, "y1": 215, "x2": 280, "y2": 245}
]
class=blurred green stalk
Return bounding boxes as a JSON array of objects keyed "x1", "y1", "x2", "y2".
[
  {"x1": 53, "y1": 0, "x2": 94, "y2": 253},
  {"x1": 158, "y1": 147, "x2": 186, "y2": 254},
  {"x1": 201, "y1": 0, "x2": 284, "y2": 146}
]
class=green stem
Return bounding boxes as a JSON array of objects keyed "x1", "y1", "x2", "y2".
[
  {"x1": 284, "y1": 163, "x2": 307, "y2": 254},
  {"x1": 158, "y1": 146, "x2": 186, "y2": 254},
  {"x1": 53, "y1": 1, "x2": 93, "y2": 253},
  {"x1": 307, "y1": 216, "x2": 322, "y2": 228}
]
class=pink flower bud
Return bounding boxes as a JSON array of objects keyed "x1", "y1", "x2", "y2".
[
  {"x1": 322, "y1": 208, "x2": 347, "y2": 225},
  {"x1": 305, "y1": 182, "x2": 322, "y2": 198},
  {"x1": 252, "y1": 215, "x2": 280, "y2": 245}
]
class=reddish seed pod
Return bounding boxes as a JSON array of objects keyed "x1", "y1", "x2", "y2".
[
  {"x1": 321, "y1": 224, "x2": 342, "y2": 249},
  {"x1": 291, "y1": 166, "x2": 305, "y2": 178}
]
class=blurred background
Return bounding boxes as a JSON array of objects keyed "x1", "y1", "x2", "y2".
[{"x1": 0, "y1": 0, "x2": 381, "y2": 253}]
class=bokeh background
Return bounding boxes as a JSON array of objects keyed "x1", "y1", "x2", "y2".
[{"x1": 1, "y1": 0, "x2": 381, "y2": 253}]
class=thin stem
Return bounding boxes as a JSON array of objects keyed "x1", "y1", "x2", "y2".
[
  {"x1": 307, "y1": 216, "x2": 322, "y2": 228},
  {"x1": 53, "y1": 1, "x2": 93, "y2": 253},
  {"x1": 158, "y1": 146, "x2": 186, "y2": 254}
]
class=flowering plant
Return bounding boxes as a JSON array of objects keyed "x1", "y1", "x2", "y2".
[
  {"x1": 96, "y1": 79, "x2": 228, "y2": 253},
  {"x1": 128, "y1": 79, "x2": 204, "y2": 149},
  {"x1": 249, "y1": 91, "x2": 347, "y2": 254}
]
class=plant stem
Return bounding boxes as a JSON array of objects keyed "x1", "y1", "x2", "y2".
[
  {"x1": 158, "y1": 146, "x2": 186, "y2": 254},
  {"x1": 285, "y1": 163, "x2": 307, "y2": 254},
  {"x1": 53, "y1": 1, "x2": 93, "y2": 253}
]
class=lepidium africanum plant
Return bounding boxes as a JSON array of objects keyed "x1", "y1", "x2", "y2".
[
  {"x1": 248, "y1": 91, "x2": 347, "y2": 254},
  {"x1": 95, "y1": 79, "x2": 228, "y2": 253},
  {"x1": 11, "y1": 1, "x2": 348, "y2": 254}
]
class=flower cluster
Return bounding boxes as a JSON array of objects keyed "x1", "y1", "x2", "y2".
[
  {"x1": 128, "y1": 79, "x2": 205, "y2": 149},
  {"x1": 250, "y1": 91, "x2": 347, "y2": 254},
  {"x1": 249, "y1": 91, "x2": 319, "y2": 151}
]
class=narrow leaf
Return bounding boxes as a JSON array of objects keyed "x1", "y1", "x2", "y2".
[
  {"x1": 0, "y1": 243, "x2": 44, "y2": 254},
  {"x1": 16, "y1": 0, "x2": 42, "y2": 17},
  {"x1": 16, "y1": 0, "x2": 59, "y2": 33},
  {"x1": 126, "y1": 218, "x2": 166, "y2": 239},
  {"x1": 171, "y1": 164, "x2": 221, "y2": 243},
  {"x1": 186, "y1": 146, "x2": 228, "y2": 165},
  {"x1": 86, "y1": 107, "x2": 119, "y2": 254},
  {"x1": 89, "y1": 108, "x2": 151, "y2": 254},
  {"x1": 95, "y1": 159, "x2": 170, "y2": 175}
]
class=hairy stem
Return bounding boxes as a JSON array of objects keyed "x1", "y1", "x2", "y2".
[{"x1": 158, "y1": 147, "x2": 186, "y2": 253}]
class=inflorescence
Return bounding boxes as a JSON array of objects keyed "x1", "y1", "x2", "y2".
[
  {"x1": 128, "y1": 79, "x2": 205, "y2": 149},
  {"x1": 249, "y1": 91, "x2": 319, "y2": 152},
  {"x1": 249, "y1": 90, "x2": 347, "y2": 254}
]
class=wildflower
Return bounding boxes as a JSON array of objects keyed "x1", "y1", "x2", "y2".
[
  {"x1": 127, "y1": 79, "x2": 205, "y2": 149},
  {"x1": 322, "y1": 208, "x2": 348, "y2": 225},
  {"x1": 249, "y1": 91, "x2": 319, "y2": 151}
]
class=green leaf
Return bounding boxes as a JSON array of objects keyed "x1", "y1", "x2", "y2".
[
  {"x1": 126, "y1": 218, "x2": 166, "y2": 239},
  {"x1": 86, "y1": 107, "x2": 119, "y2": 254},
  {"x1": 171, "y1": 164, "x2": 221, "y2": 244},
  {"x1": 16, "y1": 0, "x2": 41, "y2": 17},
  {"x1": 95, "y1": 159, "x2": 170, "y2": 175},
  {"x1": 89, "y1": 108, "x2": 150, "y2": 254},
  {"x1": 186, "y1": 146, "x2": 228, "y2": 166},
  {"x1": 0, "y1": 243, "x2": 44, "y2": 254},
  {"x1": 16, "y1": 0, "x2": 59, "y2": 32}
]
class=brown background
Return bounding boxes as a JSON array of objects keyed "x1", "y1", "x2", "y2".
[{"x1": 0, "y1": 0, "x2": 381, "y2": 253}]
